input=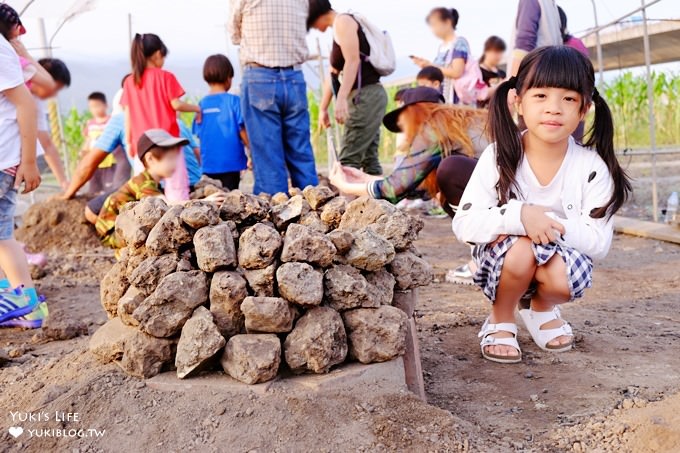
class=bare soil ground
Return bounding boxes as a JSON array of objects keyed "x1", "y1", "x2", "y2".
[{"x1": 1, "y1": 201, "x2": 679, "y2": 452}]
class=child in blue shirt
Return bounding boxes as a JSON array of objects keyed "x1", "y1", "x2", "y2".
[{"x1": 193, "y1": 54, "x2": 248, "y2": 190}]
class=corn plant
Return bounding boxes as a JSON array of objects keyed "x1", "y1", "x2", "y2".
[
  {"x1": 61, "y1": 106, "x2": 91, "y2": 173},
  {"x1": 603, "y1": 71, "x2": 680, "y2": 149}
]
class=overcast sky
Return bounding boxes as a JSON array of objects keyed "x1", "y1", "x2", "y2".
[{"x1": 4, "y1": 0, "x2": 677, "y2": 106}]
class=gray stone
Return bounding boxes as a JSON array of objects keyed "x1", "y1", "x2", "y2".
[
  {"x1": 320, "y1": 196, "x2": 347, "y2": 229},
  {"x1": 100, "y1": 261, "x2": 129, "y2": 318},
  {"x1": 270, "y1": 195, "x2": 310, "y2": 230},
  {"x1": 302, "y1": 185, "x2": 335, "y2": 210},
  {"x1": 238, "y1": 223, "x2": 282, "y2": 270},
  {"x1": 117, "y1": 286, "x2": 145, "y2": 326},
  {"x1": 89, "y1": 318, "x2": 137, "y2": 363},
  {"x1": 41, "y1": 311, "x2": 88, "y2": 340},
  {"x1": 366, "y1": 269, "x2": 396, "y2": 306},
  {"x1": 175, "y1": 307, "x2": 226, "y2": 379},
  {"x1": 209, "y1": 271, "x2": 248, "y2": 337},
  {"x1": 270, "y1": 192, "x2": 289, "y2": 206},
  {"x1": 338, "y1": 196, "x2": 395, "y2": 232},
  {"x1": 118, "y1": 330, "x2": 175, "y2": 378},
  {"x1": 369, "y1": 210, "x2": 425, "y2": 251},
  {"x1": 115, "y1": 197, "x2": 169, "y2": 248},
  {"x1": 281, "y1": 224, "x2": 337, "y2": 268},
  {"x1": 284, "y1": 307, "x2": 347, "y2": 374},
  {"x1": 299, "y1": 211, "x2": 330, "y2": 233},
  {"x1": 194, "y1": 174, "x2": 223, "y2": 190},
  {"x1": 194, "y1": 223, "x2": 237, "y2": 272},
  {"x1": 388, "y1": 252, "x2": 433, "y2": 290},
  {"x1": 221, "y1": 334, "x2": 281, "y2": 385},
  {"x1": 243, "y1": 263, "x2": 277, "y2": 297},
  {"x1": 129, "y1": 254, "x2": 178, "y2": 296},
  {"x1": 326, "y1": 230, "x2": 354, "y2": 255},
  {"x1": 133, "y1": 271, "x2": 209, "y2": 338},
  {"x1": 346, "y1": 228, "x2": 396, "y2": 271},
  {"x1": 219, "y1": 190, "x2": 269, "y2": 225},
  {"x1": 343, "y1": 306, "x2": 408, "y2": 364},
  {"x1": 323, "y1": 265, "x2": 374, "y2": 311},
  {"x1": 180, "y1": 201, "x2": 221, "y2": 229},
  {"x1": 241, "y1": 296, "x2": 295, "y2": 333},
  {"x1": 276, "y1": 262, "x2": 323, "y2": 307},
  {"x1": 146, "y1": 205, "x2": 194, "y2": 255},
  {"x1": 124, "y1": 246, "x2": 149, "y2": 279}
]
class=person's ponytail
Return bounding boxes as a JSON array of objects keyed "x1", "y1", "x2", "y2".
[
  {"x1": 131, "y1": 33, "x2": 146, "y2": 87},
  {"x1": 584, "y1": 90, "x2": 632, "y2": 219},
  {"x1": 488, "y1": 77, "x2": 523, "y2": 204}
]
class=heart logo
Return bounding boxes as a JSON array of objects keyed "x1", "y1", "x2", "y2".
[{"x1": 9, "y1": 426, "x2": 23, "y2": 438}]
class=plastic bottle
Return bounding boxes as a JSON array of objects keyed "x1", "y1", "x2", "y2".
[{"x1": 665, "y1": 192, "x2": 678, "y2": 224}]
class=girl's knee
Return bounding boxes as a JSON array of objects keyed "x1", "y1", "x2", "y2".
[
  {"x1": 536, "y1": 257, "x2": 571, "y2": 300},
  {"x1": 503, "y1": 237, "x2": 536, "y2": 276}
]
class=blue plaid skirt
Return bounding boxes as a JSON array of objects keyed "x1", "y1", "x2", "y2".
[{"x1": 472, "y1": 236, "x2": 593, "y2": 303}]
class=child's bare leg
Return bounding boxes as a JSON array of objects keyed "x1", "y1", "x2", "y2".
[
  {"x1": 0, "y1": 239, "x2": 34, "y2": 289},
  {"x1": 532, "y1": 255, "x2": 572, "y2": 347},
  {"x1": 84, "y1": 206, "x2": 98, "y2": 225},
  {"x1": 487, "y1": 237, "x2": 536, "y2": 358}
]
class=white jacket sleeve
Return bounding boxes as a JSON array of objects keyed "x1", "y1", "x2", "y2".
[
  {"x1": 451, "y1": 145, "x2": 527, "y2": 244},
  {"x1": 559, "y1": 158, "x2": 615, "y2": 260}
]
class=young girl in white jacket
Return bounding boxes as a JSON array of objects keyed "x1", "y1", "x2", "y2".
[{"x1": 452, "y1": 46, "x2": 631, "y2": 364}]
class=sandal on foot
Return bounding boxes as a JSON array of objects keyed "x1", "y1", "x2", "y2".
[
  {"x1": 478, "y1": 318, "x2": 522, "y2": 364},
  {"x1": 518, "y1": 307, "x2": 574, "y2": 352}
]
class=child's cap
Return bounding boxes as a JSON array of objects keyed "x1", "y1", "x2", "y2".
[
  {"x1": 138, "y1": 129, "x2": 188, "y2": 161},
  {"x1": 0, "y1": 4, "x2": 26, "y2": 35},
  {"x1": 382, "y1": 87, "x2": 445, "y2": 133}
]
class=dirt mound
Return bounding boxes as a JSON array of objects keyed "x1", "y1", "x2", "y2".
[
  {"x1": 549, "y1": 393, "x2": 680, "y2": 452},
  {"x1": 16, "y1": 197, "x2": 102, "y2": 253}
]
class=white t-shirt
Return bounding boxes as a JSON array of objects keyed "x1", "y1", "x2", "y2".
[
  {"x1": 515, "y1": 143, "x2": 572, "y2": 219},
  {"x1": 0, "y1": 36, "x2": 24, "y2": 171}
]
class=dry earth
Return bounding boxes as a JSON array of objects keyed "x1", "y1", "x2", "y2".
[{"x1": 1, "y1": 202, "x2": 679, "y2": 452}]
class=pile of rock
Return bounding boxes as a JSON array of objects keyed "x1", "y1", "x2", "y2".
[{"x1": 90, "y1": 183, "x2": 432, "y2": 385}]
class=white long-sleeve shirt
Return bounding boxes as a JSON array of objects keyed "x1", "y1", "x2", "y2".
[{"x1": 452, "y1": 138, "x2": 615, "y2": 260}]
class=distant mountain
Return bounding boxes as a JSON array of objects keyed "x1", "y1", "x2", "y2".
[{"x1": 56, "y1": 55, "x2": 419, "y2": 113}]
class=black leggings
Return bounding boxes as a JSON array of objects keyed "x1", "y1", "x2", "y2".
[
  {"x1": 435, "y1": 154, "x2": 478, "y2": 218},
  {"x1": 205, "y1": 172, "x2": 241, "y2": 191}
]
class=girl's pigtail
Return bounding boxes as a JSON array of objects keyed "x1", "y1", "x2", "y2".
[
  {"x1": 131, "y1": 33, "x2": 146, "y2": 87},
  {"x1": 584, "y1": 89, "x2": 632, "y2": 218},
  {"x1": 488, "y1": 77, "x2": 523, "y2": 204}
]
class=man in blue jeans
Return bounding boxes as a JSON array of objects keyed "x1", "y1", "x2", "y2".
[{"x1": 229, "y1": 0, "x2": 318, "y2": 195}]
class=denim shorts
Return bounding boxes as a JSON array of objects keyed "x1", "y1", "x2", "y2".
[{"x1": 0, "y1": 172, "x2": 17, "y2": 241}]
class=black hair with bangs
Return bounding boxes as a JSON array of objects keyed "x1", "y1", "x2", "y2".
[{"x1": 488, "y1": 46, "x2": 631, "y2": 219}]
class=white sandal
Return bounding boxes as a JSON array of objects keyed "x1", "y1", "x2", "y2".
[
  {"x1": 478, "y1": 318, "x2": 522, "y2": 364},
  {"x1": 518, "y1": 306, "x2": 574, "y2": 352}
]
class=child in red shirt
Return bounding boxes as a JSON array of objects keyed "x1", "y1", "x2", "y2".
[{"x1": 121, "y1": 33, "x2": 199, "y2": 202}]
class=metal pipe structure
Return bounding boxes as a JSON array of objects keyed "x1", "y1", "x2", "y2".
[
  {"x1": 641, "y1": 0, "x2": 659, "y2": 221},
  {"x1": 579, "y1": 0, "x2": 664, "y2": 38},
  {"x1": 589, "y1": 0, "x2": 604, "y2": 86}
]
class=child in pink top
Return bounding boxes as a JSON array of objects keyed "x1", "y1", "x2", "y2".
[{"x1": 121, "y1": 33, "x2": 199, "y2": 202}]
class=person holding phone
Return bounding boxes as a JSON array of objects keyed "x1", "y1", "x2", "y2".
[{"x1": 410, "y1": 8, "x2": 470, "y2": 104}]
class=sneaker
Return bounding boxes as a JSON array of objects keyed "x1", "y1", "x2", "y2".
[
  {"x1": 445, "y1": 264, "x2": 475, "y2": 286},
  {"x1": 0, "y1": 301, "x2": 48, "y2": 329},
  {"x1": 0, "y1": 287, "x2": 39, "y2": 324},
  {"x1": 425, "y1": 206, "x2": 448, "y2": 218}
]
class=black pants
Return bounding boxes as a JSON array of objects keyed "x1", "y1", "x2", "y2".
[
  {"x1": 435, "y1": 155, "x2": 478, "y2": 218},
  {"x1": 205, "y1": 172, "x2": 241, "y2": 191}
]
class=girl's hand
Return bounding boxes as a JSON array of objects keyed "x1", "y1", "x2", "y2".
[
  {"x1": 334, "y1": 97, "x2": 349, "y2": 125},
  {"x1": 410, "y1": 56, "x2": 431, "y2": 69},
  {"x1": 319, "y1": 109, "x2": 331, "y2": 130},
  {"x1": 329, "y1": 162, "x2": 348, "y2": 191},
  {"x1": 520, "y1": 204, "x2": 566, "y2": 245},
  {"x1": 10, "y1": 39, "x2": 29, "y2": 58},
  {"x1": 341, "y1": 165, "x2": 370, "y2": 183},
  {"x1": 204, "y1": 192, "x2": 226, "y2": 204},
  {"x1": 15, "y1": 161, "x2": 41, "y2": 194}
]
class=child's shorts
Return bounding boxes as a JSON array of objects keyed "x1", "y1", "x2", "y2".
[
  {"x1": 472, "y1": 235, "x2": 593, "y2": 303},
  {"x1": 0, "y1": 172, "x2": 17, "y2": 241}
]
